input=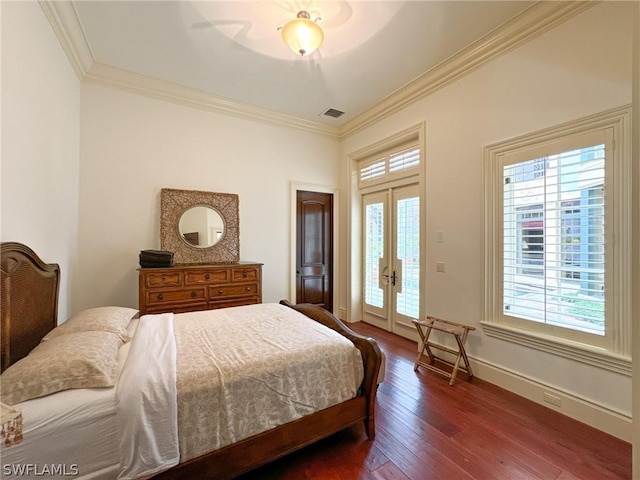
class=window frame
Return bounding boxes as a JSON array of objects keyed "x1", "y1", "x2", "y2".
[{"x1": 483, "y1": 106, "x2": 632, "y2": 375}]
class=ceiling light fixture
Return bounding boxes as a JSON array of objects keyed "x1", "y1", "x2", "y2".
[{"x1": 280, "y1": 10, "x2": 324, "y2": 57}]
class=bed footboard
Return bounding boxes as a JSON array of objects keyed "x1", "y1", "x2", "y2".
[{"x1": 279, "y1": 300, "x2": 382, "y2": 439}]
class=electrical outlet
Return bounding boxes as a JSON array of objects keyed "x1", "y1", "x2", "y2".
[
  {"x1": 543, "y1": 392, "x2": 562, "y2": 408},
  {"x1": 436, "y1": 262, "x2": 445, "y2": 273},
  {"x1": 436, "y1": 230, "x2": 445, "y2": 243}
]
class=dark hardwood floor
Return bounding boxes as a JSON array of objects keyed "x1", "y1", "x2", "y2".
[{"x1": 238, "y1": 321, "x2": 631, "y2": 480}]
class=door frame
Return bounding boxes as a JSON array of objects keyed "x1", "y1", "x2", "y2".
[
  {"x1": 345, "y1": 122, "x2": 426, "y2": 337},
  {"x1": 290, "y1": 182, "x2": 339, "y2": 312}
]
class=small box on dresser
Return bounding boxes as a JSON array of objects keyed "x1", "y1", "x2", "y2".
[{"x1": 138, "y1": 262, "x2": 262, "y2": 315}]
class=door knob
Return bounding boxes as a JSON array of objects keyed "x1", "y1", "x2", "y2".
[{"x1": 382, "y1": 271, "x2": 397, "y2": 286}]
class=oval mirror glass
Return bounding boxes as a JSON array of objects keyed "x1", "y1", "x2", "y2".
[{"x1": 178, "y1": 205, "x2": 225, "y2": 248}]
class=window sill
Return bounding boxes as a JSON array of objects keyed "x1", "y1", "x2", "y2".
[{"x1": 480, "y1": 321, "x2": 631, "y2": 376}]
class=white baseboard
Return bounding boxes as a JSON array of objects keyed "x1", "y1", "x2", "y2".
[{"x1": 470, "y1": 356, "x2": 632, "y2": 442}]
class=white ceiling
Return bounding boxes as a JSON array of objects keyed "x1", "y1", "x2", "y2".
[{"x1": 72, "y1": 1, "x2": 536, "y2": 128}]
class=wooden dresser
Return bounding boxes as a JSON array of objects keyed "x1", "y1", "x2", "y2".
[{"x1": 138, "y1": 262, "x2": 262, "y2": 315}]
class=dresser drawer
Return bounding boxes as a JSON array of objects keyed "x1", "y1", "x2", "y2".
[
  {"x1": 185, "y1": 269, "x2": 230, "y2": 285},
  {"x1": 231, "y1": 267, "x2": 260, "y2": 282},
  {"x1": 145, "y1": 303, "x2": 208, "y2": 315},
  {"x1": 209, "y1": 283, "x2": 258, "y2": 299},
  {"x1": 209, "y1": 297, "x2": 259, "y2": 309},
  {"x1": 146, "y1": 288, "x2": 206, "y2": 305},
  {"x1": 144, "y1": 272, "x2": 182, "y2": 288}
]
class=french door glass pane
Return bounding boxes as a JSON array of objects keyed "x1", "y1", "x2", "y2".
[
  {"x1": 365, "y1": 202, "x2": 384, "y2": 308},
  {"x1": 396, "y1": 196, "x2": 420, "y2": 318}
]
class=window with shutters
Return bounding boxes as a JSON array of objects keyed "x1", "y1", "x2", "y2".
[
  {"x1": 483, "y1": 107, "x2": 631, "y2": 373},
  {"x1": 358, "y1": 142, "x2": 420, "y2": 188},
  {"x1": 502, "y1": 146, "x2": 606, "y2": 336}
]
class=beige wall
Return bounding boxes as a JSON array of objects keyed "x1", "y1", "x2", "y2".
[
  {"x1": 340, "y1": 2, "x2": 634, "y2": 439},
  {"x1": 0, "y1": 1, "x2": 80, "y2": 321},
  {"x1": 77, "y1": 83, "x2": 339, "y2": 312}
]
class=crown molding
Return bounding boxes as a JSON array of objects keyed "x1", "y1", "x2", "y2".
[
  {"x1": 39, "y1": 0, "x2": 339, "y2": 138},
  {"x1": 338, "y1": 1, "x2": 598, "y2": 140},
  {"x1": 38, "y1": 0, "x2": 93, "y2": 79},
  {"x1": 84, "y1": 62, "x2": 340, "y2": 138},
  {"x1": 40, "y1": 1, "x2": 594, "y2": 140}
]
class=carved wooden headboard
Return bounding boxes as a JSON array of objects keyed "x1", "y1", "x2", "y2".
[{"x1": 1, "y1": 242, "x2": 60, "y2": 372}]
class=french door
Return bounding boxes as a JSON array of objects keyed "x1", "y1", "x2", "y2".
[{"x1": 362, "y1": 184, "x2": 420, "y2": 334}]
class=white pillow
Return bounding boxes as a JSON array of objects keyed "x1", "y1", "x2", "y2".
[
  {"x1": 43, "y1": 306, "x2": 138, "y2": 343},
  {"x1": 1, "y1": 331, "x2": 123, "y2": 405}
]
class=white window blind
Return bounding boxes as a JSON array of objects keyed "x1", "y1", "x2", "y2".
[
  {"x1": 359, "y1": 142, "x2": 420, "y2": 187},
  {"x1": 503, "y1": 145, "x2": 606, "y2": 336},
  {"x1": 395, "y1": 195, "x2": 420, "y2": 319},
  {"x1": 389, "y1": 147, "x2": 420, "y2": 173},
  {"x1": 360, "y1": 158, "x2": 386, "y2": 183},
  {"x1": 364, "y1": 201, "x2": 385, "y2": 309}
]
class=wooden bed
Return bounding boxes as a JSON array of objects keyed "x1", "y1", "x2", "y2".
[
  {"x1": 0, "y1": 242, "x2": 382, "y2": 479},
  {"x1": 1, "y1": 242, "x2": 60, "y2": 373}
]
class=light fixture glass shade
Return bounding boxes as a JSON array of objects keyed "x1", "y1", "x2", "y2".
[{"x1": 281, "y1": 11, "x2": 324, "y2": 56}]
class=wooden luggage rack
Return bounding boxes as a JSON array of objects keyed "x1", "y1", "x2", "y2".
[{"x1": 412, "y1": 316, "x2": 475, "y2": 386}]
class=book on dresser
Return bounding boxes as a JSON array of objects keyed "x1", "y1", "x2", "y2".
[{"x1": 138, "y1": 262, "x2": 262, "y2": 315}]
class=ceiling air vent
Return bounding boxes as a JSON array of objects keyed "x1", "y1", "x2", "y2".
[{"x1": 321, "y1": 108, "x2": 345, "y2": 119}]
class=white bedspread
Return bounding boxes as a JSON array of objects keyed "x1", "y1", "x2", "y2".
[
  {"x1": 116, "y1": 313, "x2": 178, "y2": 480},
  {"x1": 173, "y1": 303, "x2": 364, "y2": 462}
]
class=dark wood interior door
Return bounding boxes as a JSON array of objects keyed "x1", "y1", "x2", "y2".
[{"x1": 296, "y1": 191, "x2": 333, "y2": 311}]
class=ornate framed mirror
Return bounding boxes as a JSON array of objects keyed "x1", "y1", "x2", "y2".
[{"x1": 160, "y1": 188, "x2": 239, "y2": 264}]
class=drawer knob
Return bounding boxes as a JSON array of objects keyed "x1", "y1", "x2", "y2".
[
  {"x1": 242, "y1": 271, "x2": 248, "y2": 278},
  {"x1": 157, "y1": 293, "x2": 164, "y2": 301},
  {"x1": 218, "y1": 289, "x2": 223, "y2": 294},
  {"x1": 246, "y1": 287, "x2": 251, "y2": 292},
  {"x1": 205, "y1": 273, "x2": 210, "y2": 280},
  {"x1": 191, "y1": 291, "x2": 197, "y2": 298}
]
